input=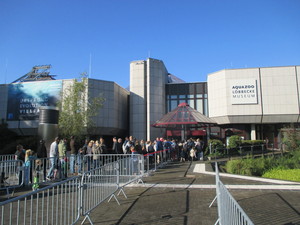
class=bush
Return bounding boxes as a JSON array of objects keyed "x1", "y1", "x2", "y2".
[
  {"x1": 263, "y1": 169, "x2": 300, "y2": 182},
  {"x1": 227, "y1": 135, "x2": 241, "y2": 149},
  {"x1": 282, "y1": 128, "x2": 300, "y2": 150},
  {"x1": 205, "y1": 139, "x2": 224, "y2": 155},
  {"x1": 226, "y1": 156, "x2": 278, "y2": 176},
  {"x1": 241, "y1": 140, "x2": 265, "y2": 146},
  {"x1": 276, "y1": 150, "x2": 300, "y2": 169}
]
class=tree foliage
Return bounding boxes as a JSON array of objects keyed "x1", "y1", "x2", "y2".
[
  {"x1": 282, "y1": 126, "x2": 300, "y2": 151},
  {"x1": 227, "y1": 135, "x2": 242, "y2": 149},
  {"x1": 57, "y1": 73, "x2": 105, "y2": 139}
]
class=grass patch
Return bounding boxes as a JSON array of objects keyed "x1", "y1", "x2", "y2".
[{"x1": 262, "y1": 168, "x2": 300, "y2": 182}]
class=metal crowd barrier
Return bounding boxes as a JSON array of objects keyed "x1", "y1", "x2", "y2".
[
  {"x1": 80, "y1": 154, "x2": 144, "y2": 224},
  {"x1": 0, "y1": 155, "x2": 15, "y2": 162},
  {"x1": 0, "y1": 176, "x2": 81, "y2": 225},
  {"x1": 0, "y1": 154, "x2": 158, "y2": 225},
  {"x1": 211, "y1": 162, "x2": 254, "y2": 225},
  {"x1": 80, "y1": 161, "x2": 119, "y2": 224},
  {"x1": 0, "y1": 160, "x2": 24, "y2": 192}
]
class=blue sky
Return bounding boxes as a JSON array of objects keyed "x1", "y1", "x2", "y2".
[{"x1": 1, "y1": 0, "x2": 300, "y2": 88}]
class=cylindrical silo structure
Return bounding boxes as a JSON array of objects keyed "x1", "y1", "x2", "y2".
[{"x1": 38, "y1": 106, "x2": 59, "y2": 154}]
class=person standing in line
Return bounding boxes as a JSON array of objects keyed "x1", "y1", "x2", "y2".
[
  {"x1": 134, "y1": 140, "x2": 143, "y2": 154},
  {"x1": 58, "y1": 138, "x2": 67, "y2": 178},
  {"x1": 124, "y1": 136, "x2": 134, "y2": 154},
  {"x1": 117, "y1": 138, "x2": 123, "y2": 154},
  {"x1": 99, "y1": 137, "x2": 107, "y2": 165},
  {"x1": 130, "y1": 146, "x2": 139, "y2": 175},
  {"x1": 15, "y1": 144, "x2": 25, "y2": 185},
  {"x1": 146, "y1": 141, "x2": 155, "y2": 164},
  {"x1": 69, "y1": 136, "x2": 76, "y2": 174},
  {"x1": 78, "y1": 139, "x2": 88, "y2": 174},
  {"x1": 122, "y1": 137, "x2": 129, "y2": 154},
  {"x1": 92, "y1": 140, "x2": 101, "y2": 169},
  {"x1": 155, "y1": 137, "x2": 163, "y2": 163},
  {"x1": 36, "y1": 140, "x2": 47, "y2": 181},
  {"x1": 86, "y1": 140, "x2": 94, "y2": 171},
  {"x1": 47, "y1": 137, "x2": 59, "y2": 180},
  {"x1": 195, "y1": 138, "x2": 203, "y2": 161},
  {"x1": 112, "y1": 137, "x2": 121, "y2": 154},
  {"x1": 24, "y1": 149, "x2": 35, "y2": 185}
]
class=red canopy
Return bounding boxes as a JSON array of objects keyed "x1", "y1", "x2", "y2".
[{"x1": 152, "y1": 103, "x2": 216, "y2": 128}]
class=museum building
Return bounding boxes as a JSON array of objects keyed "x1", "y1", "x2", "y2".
[{"x1": 0, "y1": 59, "x2": 299, "y2": 148}]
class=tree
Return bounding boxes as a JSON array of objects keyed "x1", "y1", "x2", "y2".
[{"x1": 57, "y1": 73, "x2": 105, "y2": 139}]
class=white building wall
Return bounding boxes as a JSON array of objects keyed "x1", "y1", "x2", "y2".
[
  {"x1": 208, "y1": 66, "x2": 300, "y2": 124},
  {"x1": 147, "y1": 58, "x2": 167, "y2": 141},
  {"x1": 207, "y1": 70, "x2": 228, "y2": 123},
  {"x1": 130, "y1": 60, "x2": 147, "y2": 139}
]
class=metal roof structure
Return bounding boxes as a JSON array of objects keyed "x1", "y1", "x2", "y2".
[
  {"x1": 152, "y1": 102, "x2": 216, "y2": 128},
  {"x1": 12, "y1": 65, "x2": 56, "y2": 83}
]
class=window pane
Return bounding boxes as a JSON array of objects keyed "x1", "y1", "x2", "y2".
[
  {"x1": 170, "y1": 95, "x2": 177, "y2": 99},
  {"x1": 196, "y1": 99, "x2": 203, "y2": 113},
  {"x1": 196, "y1": 94, "x2": 203, "y2": 98},
  {"x1": 179, "y1": 95, "x2": 186, "y2": 99},
  {"x1": 170, "y1": 100, "x2": 177, "y2": 111},
  {"x1": 188, "y1": 99, "x2": 195, "y2": 109},
  {"x1": 204, "y1": 99, "x2": 208, "y2": 116},
  {"x1": 179, "y1": 99, "x2": 186, "y2": 104},
  {"x1": 187, "y1": 94, "x2": 194, "y2": 98}
]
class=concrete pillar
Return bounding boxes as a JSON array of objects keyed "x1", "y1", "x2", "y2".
[{"x1": 251, "y1": 124, "x2": 256, "y2": 140}]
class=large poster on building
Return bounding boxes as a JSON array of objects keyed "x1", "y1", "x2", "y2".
[
  {"x1": 7, "y1": 80, "x2": 62, "y2": 121},
  {"x1": 230, "y1": 79, "x2": 258, "y2": 104}
]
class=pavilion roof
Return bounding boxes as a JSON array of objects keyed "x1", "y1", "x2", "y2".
[{"x1": 152, "y1": 103, "x2": 216, "y2": 128}]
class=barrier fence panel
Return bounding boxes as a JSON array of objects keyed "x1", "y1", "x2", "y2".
[
  {"x1": 0, "y1": 160, "x2": 24, "y2": 190},
  {"x1": 80, "y1": 161, "x2": 119, "y2": 224},
  {"x1": 0, "y1": 155, "x2": 15, "y2": 162},
  {"x1": 214, "y1": 162, "x2": 254, "y2": 225},
  {"x1": 83, "y1": 154, "x2": 131, "y2": 173},
  {"x1": 117, "y1": 154, "x2": 144, "y2": 187},
  {"x1": 0, "y1": 176, "x2": 81, "y2": 225},
  {"x1": 0, "y1": 153, "x2": 161, "y2": 225}
]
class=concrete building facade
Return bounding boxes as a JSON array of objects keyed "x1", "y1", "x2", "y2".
[
  {"x1": 208, "y1": 66, "x2": 300, "y2": 147},
  {"x1": 0, "y1": 79, "x2": 129, "y2": 137},
  {"x1": 130, "y1": 58, "x2": 168, "y2": 141},
  {"x1": 1, "y1": 59, "x2": 299, "y2": 148}
]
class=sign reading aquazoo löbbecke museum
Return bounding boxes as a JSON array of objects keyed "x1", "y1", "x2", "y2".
[{"x1": 230, "y1": 79, "x2": 258, "y2": 104}]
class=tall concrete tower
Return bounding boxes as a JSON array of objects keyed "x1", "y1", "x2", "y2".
[{"x1": 130, "y1": 58, "x2": 168, "y2": 140}]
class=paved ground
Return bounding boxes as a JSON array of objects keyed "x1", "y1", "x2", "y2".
[
  {"x1": 2, "y1": 160, "x2": 300, "y2": 225},
  {"x1": 79, "y1": 161, "x2": 300, "y2": 225}
]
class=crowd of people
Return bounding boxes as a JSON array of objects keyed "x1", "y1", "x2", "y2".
[{"x1": 14, "y1": 135, "x2": 205, "y2": 185}]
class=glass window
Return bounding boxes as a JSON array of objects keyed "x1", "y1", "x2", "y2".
[
  {"x1": 204, "y1": 94, "x2": 208, "y2": 98},
  {"x1": 187, "y1": 94, "x2": 194, "y2": 98},
  {"x1": 196, "y1": 94, "x2": 203, "y2": 98},
  {"x1": 196, "y1": 99, "x2": 203, "y2": 113},
  {"x1": 170, "y1": 95, "x2": 177, "y2": 99},
  {"x1": 204, "y1": 99, "x2": 208, "y2": 116},
  {"x1": 187, "y1": 99, "x2": 195, "y2": 109},
  {"x1": 179, "y1": 95, "x2": 186, "y2": 99},
  {"x1": 170, "y1": 100, "x2": 177, "y2": 111},
  {"x1": 179, "y1": 99, "x2": 186, "y2": 104}
]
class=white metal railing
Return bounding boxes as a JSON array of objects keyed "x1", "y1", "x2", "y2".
[
  {"x1": 0, "y1": 154, "x2": 146, "y2": 225},
  {"x1": 212, "y1": 162, "x2": 254, "y2": 225},
  {"x1": 0, "y1": 155, "x2": 15, "y2": 162},
  {"x1": 0, "y1": 176, "x2": 81, "y2": 225},
  {"x1": 0, "y1": 160, "x2": 24, "y2": 193},
  {"x1": 80, "y1": 154, "x2": 144, "y2": 224}
]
